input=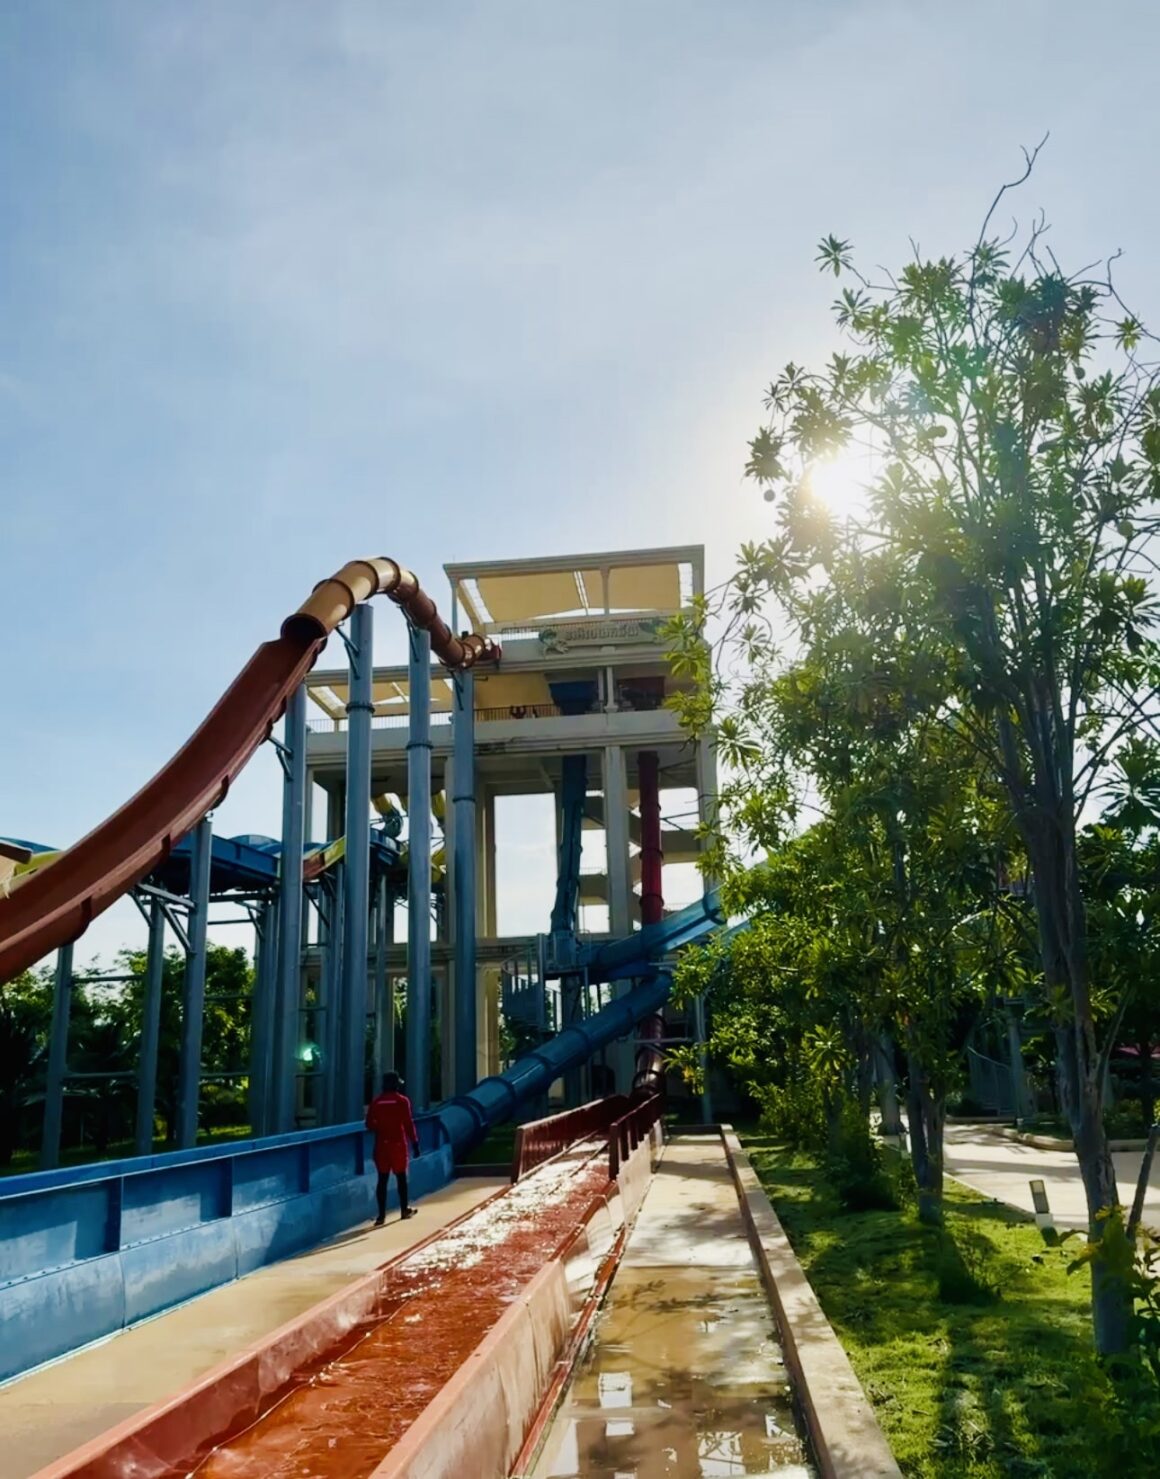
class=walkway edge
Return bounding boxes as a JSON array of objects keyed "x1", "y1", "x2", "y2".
[{"x1": 720, "y1": 1127, "x2": 902, "y2": 1479}]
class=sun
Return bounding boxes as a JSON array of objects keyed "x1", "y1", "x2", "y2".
[{"x1": 804, "y1": 449, "x2": 873, "y2": 515}]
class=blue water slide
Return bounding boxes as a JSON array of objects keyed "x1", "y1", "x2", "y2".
[{"x1": 433, "y1": 886, "x2": 729, "y2": 1150}]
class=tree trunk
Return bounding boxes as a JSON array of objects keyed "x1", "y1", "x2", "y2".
[
  {"x1": 1140, "y1": 1034, "x2": 1155, "y2": 1127},
  {"x1": 876, "y1": 1035, "x2": 904, "y2": 1136},
  {"x1": 1030, "y1": 829, "x2": 1132, "y2": 1356},
  {"x1": 907, "y1": 1051, "x2": 944, "y2": 1225}
]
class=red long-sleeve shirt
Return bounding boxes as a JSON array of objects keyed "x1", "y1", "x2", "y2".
[{"x1": 365, "y1": 1091, "x2": 418, "y2": 1174}]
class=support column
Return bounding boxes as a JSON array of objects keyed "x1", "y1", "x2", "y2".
[
  {"x1": 693, "y1": 993, "x2": 713, "y2": 1124},
  {"x1": 320, "y1": 869, "x2": 344, "y2": 1124},
  {"x1": 373, "y1": 875, "x2": 394, "y2": 1085},
  {"x1": 604, "y1": 745, "x2": 632, "y2": 938},
  {"x1": 39, "y1": 943, "x2": 74, "y2": 1170},
  {"x1": 634, "y1": 751, "x2": 665, "y2": 1094},
  {"x1": 406, "y1": 625, "x2": 433, "y2": 1110},
  {"x1": 452, "y1": 668, "x2": 477, "y2": 1096},
  {"x1": 603, "y1": 745, "x2": 633, "y2": 1093},
  {"x1": 695, "y1": 732, "x2": 719, "y2": 889},
  {"x1": 274, "y1": 684, "x2": 307, "y2": 1133},
  {"x1": 1006, "y1": 1010, "x2": 1033, "y2": 1123},
  {"x1": 480, "y1": 787, "x2": 497, "y2": 936},
  {"x1": 135, "y1": 899, "x2": 167, "y2": 1154},
  {"x1": 176, "y1": 814, "x2": 213, "y2": 1149},
  {"x1": 341, "y1": 602, "x2": 374, "y2": 1122},
  {"x1": 247, "y1": 899, "x2": 277, "y2": 1139}
]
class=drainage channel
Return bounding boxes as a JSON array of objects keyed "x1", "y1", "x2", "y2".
[{"x1": 523, "y1": 1134, "x2": 815, "y2": 1479}]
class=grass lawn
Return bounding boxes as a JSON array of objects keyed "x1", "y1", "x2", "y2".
[
  {"x1": 456, "y1": 1120, "x2": 517, "y2": 1168},
  {"x1": 741, "y1": 1131, "x2": 1158, "y2": 1479},
  {"x1": 0, "y1": 1124, "x2": 254, "y2": 1179}
]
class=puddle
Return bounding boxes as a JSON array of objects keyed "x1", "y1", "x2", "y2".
[{"x1": 532, "y1": 1267, "x2": 814, "y2": 1478}]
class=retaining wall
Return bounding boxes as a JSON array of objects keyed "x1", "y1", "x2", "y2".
[{"x1": 721, "y1": 1128, "x2": 901, "y2": 1479}]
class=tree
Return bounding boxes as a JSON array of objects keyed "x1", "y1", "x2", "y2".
[
  {"x1": 685, "y1": 147, "x2": 1160, "y2": 1352},
  {"x1": 0, "y1": 971, "x2": 50, "y2": 1165}
]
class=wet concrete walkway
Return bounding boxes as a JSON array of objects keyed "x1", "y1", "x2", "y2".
[
  {"x1": 530, "y1": 1134, "x2": 814, "y2": 1478},
  {"x1": 1, "y1": 1175, "x2": 503, "y2": 1479}
]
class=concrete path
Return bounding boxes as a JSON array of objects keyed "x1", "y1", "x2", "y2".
[
  {"x1": 942, "y1": 1123, "x2": 1160, "y2": 1231},
  {"x1": 2, "y1": 1175, "x2": 503, "y2": 1479},
  {"x1": 531, "y1": 1134, "x2": 813, "y2": 1478}
]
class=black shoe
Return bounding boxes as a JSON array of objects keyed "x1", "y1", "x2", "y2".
[
  {"x1": 401, "y1": 1207, "x2": 418, "y2": 1220},
  {"x1": 373, "y1": 1215, "x2": 386, "y2": 1227}
]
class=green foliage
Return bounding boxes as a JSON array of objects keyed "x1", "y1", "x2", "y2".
[
  {"x1": 744, "y1": 1133, "x2": 1160, "y2": 1476},
  {"x1": 0, "y1": 944, "x2": 255, "y2": 1167},
  {"x1": 671, "y1": 148, "x2": 1160, "y2": 1352},
  {"x1": 825, "y1": 1097, "x2": 899, "y2": 1213}
]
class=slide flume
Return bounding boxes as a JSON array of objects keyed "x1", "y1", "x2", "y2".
[{"x1": 0, "y1": 558, "x2": 495, "y2": 982}]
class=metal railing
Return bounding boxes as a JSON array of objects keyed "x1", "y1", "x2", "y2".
[
  {"x1": 510, "y1": 1095, "x2": 630, "y2": 1182},
  {"x1": 607, "y1": 1093, "x2": 664, "y2": 1179},
  {"x1": 966, "y1": 1047, "x2": 1015, "y2": 1115}
]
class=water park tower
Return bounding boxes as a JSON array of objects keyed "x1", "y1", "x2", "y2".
[{"x1": 302, "y1": 545, "x2": 715, "y2": 1104}]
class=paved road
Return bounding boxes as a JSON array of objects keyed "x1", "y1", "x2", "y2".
[{"x1": 941, "y1": 1123, "x2": 1160, "y2": 1231}]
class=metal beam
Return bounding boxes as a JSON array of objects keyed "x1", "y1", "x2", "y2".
[
  {"x1": 341, "y1": 602, "x2": 374, "y2": 1121},
  {"x1": 247, "y1": 899, "x2": 277, "y2": 1138},
  {"x1": 176, "y1": 815, "x2": 213, "y2": 1149},
  {"x1": 134, "y1": 898, "x2": 166, "y2": 1155},
  {"x1": 406, "y1": 624, "x2": 433, "y2": 1109},
  {"x1": 273, "y1": 683, "x2": 307, "y2": 1133},
  {"x1": 39, "y1": 943, "x2": 74, "y2": 1170},
  {"x1": 452, "y1": 668, "x2": 477, "y2": 1096}
]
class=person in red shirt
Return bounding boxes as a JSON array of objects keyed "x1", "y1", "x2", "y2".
[{"x1": 365, "y1": 1071, "x2": 421, "y2": 1225}]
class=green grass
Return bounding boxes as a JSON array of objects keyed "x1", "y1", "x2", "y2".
[
  {"x1": 0, "y1": 1124, "x2": 254, "y2": 1179},
  {"x1": 457, "y1": 1120, "x2": 517, "y2": 1168},
  {"x1": 741, "y1": 1132, "x2": 1157, "y2": 1479}
]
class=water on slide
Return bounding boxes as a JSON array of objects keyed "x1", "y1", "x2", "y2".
[{"x1": 187, "y1": 1144, "x2": 609, "y2": 1479}]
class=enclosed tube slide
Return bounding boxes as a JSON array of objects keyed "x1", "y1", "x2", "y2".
[
  {"x1": 438, "y1": 970, "x2": 673, "y2": 1150},
  {"x1": 0, "y1": 558, "x2": 496, "y2": 982},
  {"x1": 434, "y1": 874, "x2": 730, "y2": 1150}
]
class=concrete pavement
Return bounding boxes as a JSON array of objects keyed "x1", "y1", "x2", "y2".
[{"x1": 941, "y1": 1123, "x2": 1160, "y2": 1231}]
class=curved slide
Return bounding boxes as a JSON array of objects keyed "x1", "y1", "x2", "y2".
[
  {"x1": 0, "y1": 558, "x2": 496, "y2": 983},
  {"x1": 437, "y1": 887, "x2": 728, "y2": 1148}
]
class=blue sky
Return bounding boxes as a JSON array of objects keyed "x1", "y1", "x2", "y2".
[{"x1": 4, "y1": 0, "x2": 1160, "y2": 961}]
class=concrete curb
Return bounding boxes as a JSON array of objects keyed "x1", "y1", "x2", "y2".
[
  {"x1": 720, "y1": 1127, "x2": 902, "y2": 1479},
  {"x1": 993, "y1": 1126, "x2": 1148, "y2": 1153}
]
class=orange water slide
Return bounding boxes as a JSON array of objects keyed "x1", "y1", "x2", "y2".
[{"x1": 0, "y1": 558, "x2": 495, "y2": 982}]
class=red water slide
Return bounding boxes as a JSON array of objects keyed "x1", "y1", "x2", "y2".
[{"x1": 0, "y1": 558, "x2": 495, "y2": 982}]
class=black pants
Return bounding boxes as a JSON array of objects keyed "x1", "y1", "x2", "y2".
[{"x1": 375, "y1": 1169, "x2": 409, "y2": 1220}]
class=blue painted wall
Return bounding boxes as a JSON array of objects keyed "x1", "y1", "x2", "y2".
[{"x1": 0, "y1": 1118, "x2": 453, "y2": 1383}]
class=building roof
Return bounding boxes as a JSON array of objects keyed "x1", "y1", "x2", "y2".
[{"x1": 445, "y1": 545, "x2": 702, "y2": 632}]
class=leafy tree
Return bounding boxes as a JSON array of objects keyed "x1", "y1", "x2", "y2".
[
  {"x1": 0, "y1": 970, "x2": 50, "y2": 1165},
  {"x1": 681, "y1": 147, "x2": 1160, "y2": 1353}
]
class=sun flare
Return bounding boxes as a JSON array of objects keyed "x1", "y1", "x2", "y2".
[{"x1": 804, "y1": 450, "x2": 873, "y2": 515}]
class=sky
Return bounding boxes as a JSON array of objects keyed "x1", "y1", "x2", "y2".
[{"x1": 4, "y1": 0, "x2": 1160, "y2": 964}]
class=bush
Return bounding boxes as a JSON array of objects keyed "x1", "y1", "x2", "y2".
[
  {"x1": 756, "y1": 1071, "x2": 827, "y2": 1152},
  {"x1": 825, "y1": 1098, "x2": 898, "y2": 1213}
]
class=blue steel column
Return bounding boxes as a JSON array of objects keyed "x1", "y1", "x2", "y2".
[
  {"x1": 273, "y1": 684, "x2": 307, "y2": 1133},
  {"x1": 341, "y1": 602, "x2": 374, "y2": 1121},
  {"x1": 320, "y1": 868, "x2": 344, "y2": 1123},
  {"x1": 39, "y1": 942, "x2": 74, "y2": 1170},
  {"x1": 176, "y1": 814, "x2": 213, "y2": 1149},
  {"x1": 134, "y1": 898, "x2": 166, "y2": 1154},
  {"x1": 406, "y1": 625, "x2": 433, "y2": 1109},
  {"x1": 247, "y1": 899, "x2": 277, "y2": 1138},
  {"x1": 452, "y1": 668, "x2": 477, "y2": 1095}
]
